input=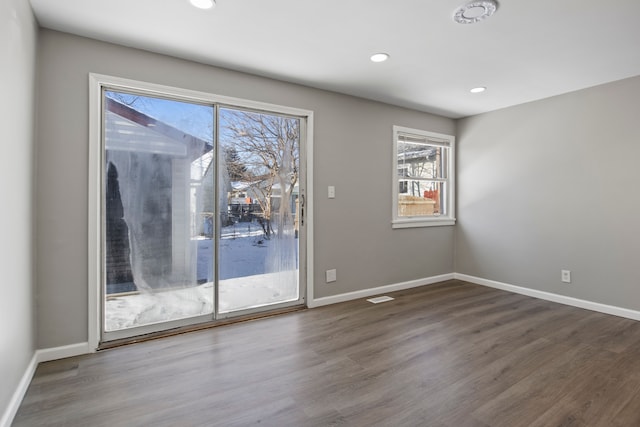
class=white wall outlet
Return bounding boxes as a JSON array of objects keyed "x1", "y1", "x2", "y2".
[
  {"x1": 328, "y1": 186, "x2": 335, "y2": 199},
  {"x1": 326, "y1": 269, "x2": 337, "y2": 283},
  {"x1": 561, "y1": 270, "x2": 571, "y2": 283}
]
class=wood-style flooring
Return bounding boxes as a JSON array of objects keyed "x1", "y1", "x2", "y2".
[{"x1": 13, "y1": 280, "x2": 640, "y2": 426}]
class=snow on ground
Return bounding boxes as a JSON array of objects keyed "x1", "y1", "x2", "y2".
[
  {"x1": 219, "y1": 222, "x2": 271, "y2": 280},
  {"x1": 105, "y1": 282, "x2": 214, "y2": 331},
  {"x1": 105, "y1": 221, "x2": 299, "y2": 331}
]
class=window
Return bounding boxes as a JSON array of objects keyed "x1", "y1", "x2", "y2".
[{"x1": 392, "y1": 125, "x2": 455, "y2": 228}]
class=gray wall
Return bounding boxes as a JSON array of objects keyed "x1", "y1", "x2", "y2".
[
  {"x1": 36, "y1": 30, "x2": 455, "y2": 348},
  {"x1": 456, "y1": 75, "x2": 640, "y2": 311},
  {"x1": 0, "y1": 0, "x2": 37, "y2": 418}
]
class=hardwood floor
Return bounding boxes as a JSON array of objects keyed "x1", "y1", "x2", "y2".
[{"x1": 13, "y1": 280, "x2": 640, "y2": 426}]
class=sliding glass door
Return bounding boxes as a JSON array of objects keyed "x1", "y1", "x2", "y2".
[
  {"x1": 97, "y1": 81, "x2": 307, "y2": 343},
  {"x1": 217, "y1": 107, "x2": 301, "y2": 315},
  {"x1": 102, "y1": 91, "x2": 216, "y2": 339}
]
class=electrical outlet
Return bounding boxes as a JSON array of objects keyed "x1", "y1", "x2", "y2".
[
  {"x1": 561, "y1": 270, "x2": 571, "y2": 283},
  {"x1": 326, "y1": 269, "x2": 337, "y2": 283}
]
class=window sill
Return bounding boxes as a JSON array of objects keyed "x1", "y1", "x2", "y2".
[{"x1": 392, "y1": 218, "x2": 456, "y2": 229}]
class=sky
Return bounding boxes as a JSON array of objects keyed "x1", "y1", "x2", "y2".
[{"x1": 106, "y1": 90, "x2": 214, "y2": 143}]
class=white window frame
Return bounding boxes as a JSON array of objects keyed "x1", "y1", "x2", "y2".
[{"x1": 392, "y1": 125, "x2": 455, "y2": 228}]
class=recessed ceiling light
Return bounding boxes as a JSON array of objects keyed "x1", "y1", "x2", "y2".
[
  {"x1": 453, "y1": 0, "x2": 498, "y2": 24},
  {"x1": 190, "y1": 0, "x2": 215, "y2": 9},
  {"x1": 470, "y1": 87, "x2": 487, "y2": 93},
  {"x1": 370, "y1": 53, "x2": 390, "y2": 63}
]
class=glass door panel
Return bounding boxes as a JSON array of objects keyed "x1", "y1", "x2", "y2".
[
  {"x1": 102, "y1": 90, "x2": 215, "y2": 335},
  {"x1": 217, "y1": 107, "x2": 301, "y2": 313},
  {"x1": 98, "y1": 84, "x2": 306, "y2": 343}
]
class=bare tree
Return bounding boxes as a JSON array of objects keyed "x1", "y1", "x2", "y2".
[
  {"x1": 106, "y1": 91, "x2": 146, "y2": 109},
  {"x1": 220, "y1": 109, "x2": 299, "y2": 238}
]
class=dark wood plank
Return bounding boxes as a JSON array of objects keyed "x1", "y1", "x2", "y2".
[{"x1": 13, "y1": 280, "x2": 640, "y2": 426}]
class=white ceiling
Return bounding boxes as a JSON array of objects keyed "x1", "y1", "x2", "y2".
[{"x1": 29, "y1": 0, "x2": 640, "y2": 118}]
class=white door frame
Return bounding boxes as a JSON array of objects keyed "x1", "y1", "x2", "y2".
[{"x1": 88, "y1": 73, "x2": 314, "y2": 350}]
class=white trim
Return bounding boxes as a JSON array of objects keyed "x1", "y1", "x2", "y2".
[
  {"x1": 308, "y1": 272, "x2": 640, "y2": 321},
  {"x1": 392, "y1": 218, "x2": 456, "y2": 228},
  {"x1": 305, "y1": 113, "x2": 315, "y2": 306},
  {"x1": 88, "y1": 73, "x2": 315, "y2": 343},
  {"x1": 7, "y1": 273, "x2": 640, "y2": 427},
  {"x1": 88, "y1": 73, "x2": 313, "y2": 117},
  {"x1": 307, "y1": 273, "x2": 455, "y2": 308},
  {"x1": 391, "y1": 125, "x2": 456, "y2": 228},
  {"x1": 455, "y1": 273, "x2": 640, "y2": 322},
  {"x1": 1, "y1": 343, "x2": 92, "y2": 427},
  {"x1": 0, "y1": 354, "x2": 38, "y2": 427},
  {"x1": 35, "y1": 342, "x2": 92, "y2": 364},
  {"x1": 88, "y1": 73, "x2": 102, "y2": 351}
]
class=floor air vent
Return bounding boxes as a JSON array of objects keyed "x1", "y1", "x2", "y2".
[{"x1": 366, "y1": 296, "x2": 395, "y2": 304}]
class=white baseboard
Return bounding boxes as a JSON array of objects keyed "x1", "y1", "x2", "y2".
[
  {"x1": 6, "y1": 273, "x2": 638, "y2": 427},
  {"x1": 35, "y1": 342, "x2": 92, "y2": 364},
  {"x1": 1, "y1": 342, "x2": 92, "y2": 427},
  {"x1": 455, "y1": 273, "x2": 640, "y2": 322},
  {"x1": 0, "y1": 353, "x2": 38, "y2": 427},
  {"x1": 308, "y1": 273, "x2": 455, "y2": 308}
]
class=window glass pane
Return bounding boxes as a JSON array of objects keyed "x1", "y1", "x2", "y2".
[
  {"x1": 393, "y1": 126, "x2": 454, "y2": 226},
  {"x1": 397, "y1": 141, "x2": 448, "y2": 180},
  {"x1": 103, "y1": 90, "x2": 214, "y2": 331},
  {"x1": 217, "y1": 107, "x2": 300, "y2": 313},
  {"x1": 397, "y1": 181, "x2": 446, "y2": 217}
]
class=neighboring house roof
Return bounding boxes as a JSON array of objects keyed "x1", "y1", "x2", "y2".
[
  {"x1": 398, "y1": 148, "x2": 437, "y2": 162},
  {"x1": 230, "y1": 181, "x2": 253, "y2": 191},
  {"x1": 105, "y1": 97, "x2": 212, "y2": 161}
]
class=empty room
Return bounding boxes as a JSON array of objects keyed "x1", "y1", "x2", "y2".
[{"x1": 3, "y1": 0, "x2": 640, "y2": 425}]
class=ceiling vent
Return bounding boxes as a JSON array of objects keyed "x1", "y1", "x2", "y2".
[{"x1": 453, "y1": 0, "x2": 498, "y2": 24}]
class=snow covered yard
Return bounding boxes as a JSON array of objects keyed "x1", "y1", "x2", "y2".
[{"x1": 105, "y1": 222, "x2": 299, "y2": 331}]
